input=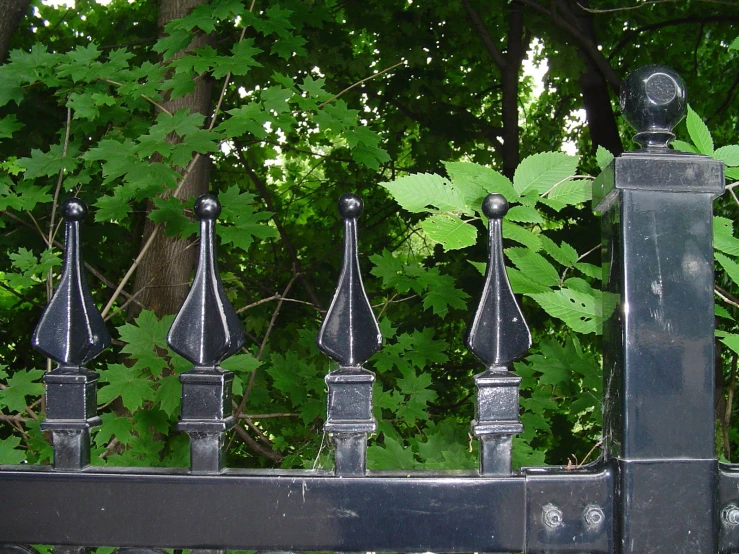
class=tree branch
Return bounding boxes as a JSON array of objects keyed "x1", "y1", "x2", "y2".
[
  {"x1": 519, "y1": 0, "x2": 621, "y2": 89},
  {"x1": 461, "y1": 0, "x2": 508, "y2": 70}
]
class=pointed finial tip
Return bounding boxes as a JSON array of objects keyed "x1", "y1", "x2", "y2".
[
  {"x1": 338, "y1": 193, "x2": 363, "y2": 219},
  {"x1": 62, "y1": 198, "x2": 87, "y2": 222},
  {"x1": 482, "y1": 193, "x2": 508, "y2": 219},
  {"x1": 194, "y1": 194, "x2": 221, "y2": 220}
]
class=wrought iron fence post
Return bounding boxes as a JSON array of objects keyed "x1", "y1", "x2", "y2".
[
  {"x1": 168, "y1": 194, "x2": 245, "y2": 474},
  {"x1": 317, "y1": 193, "x2": 382, "y2": 476},
  {"x1": 595, "y1": 65, "x2": 724, "y2": 553},
  {"x1": 466, "y1": 194, "x2": 531, "y2": 476}
]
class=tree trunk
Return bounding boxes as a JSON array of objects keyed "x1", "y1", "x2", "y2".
[
  {"x1": 568, "y1": 0, "x2": 623, "y2": 156},
  {"x1": 130, "y1": 0, "x2": 213, "y2": 318},
  {"x1": 501, "y1": 1, "x2": 524, "y2": 179},
  {"x1": 0, "y1": 0, "x2": 29, "y2": 62}
]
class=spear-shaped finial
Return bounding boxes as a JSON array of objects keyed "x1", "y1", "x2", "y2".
[
  {"x1": 317, "y1": 193, "x2": 382, "y2": 367},
  {"x1": 466, "y1": 193, "x2": 531, "y2": 368},
  {"x1": 32, "y1": 198, "x2": 110, "y2": 367},
  {"x1": 167, "y1": 194, "x2": 245, "y2": 367}
]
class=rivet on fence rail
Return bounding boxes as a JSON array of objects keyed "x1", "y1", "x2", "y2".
[
  {"x1": 168, "y1": 194, "x2": 245, "y2": 473},
  {"x1": 466, "y1": 193, "x2": 531, "y2": 476},
  {"x1": 32, "y1": 198, "x2": 109, "y2": 471},
  {"x1": 317, "y1": 193, "x2": 382, "y2": 475}
]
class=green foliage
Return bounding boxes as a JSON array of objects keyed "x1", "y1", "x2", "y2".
[{"x1": 1, "y1": 0, "x2": 739, "y2": 483}]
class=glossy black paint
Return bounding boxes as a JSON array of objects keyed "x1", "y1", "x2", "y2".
[
  {"x1": 0, "y1": 468, "x2": 526, "y2": 552},
  {"x1": 317, "y1": 193, "x2": 381, "y2": 475},
  {"x1": 32, "y1": 198, "x2": 108, "y2": 472},
  {"x1": 167, "y1": 194, "x2": 243, "y2": 473},
  {"x1": 467, "y1": 193, "x2": 530, "y2": 476},
  {"x1": 2, "y1": 65, "x2": 737, "y2": 553},
  {"x1": 595, "y1": 65, "x2": 724, "y2": 553}
]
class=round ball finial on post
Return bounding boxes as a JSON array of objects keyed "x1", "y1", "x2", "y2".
[
  {"x1": 338, "y1": 193, "x2": 363, "y2": 219},
  {"x1": 482, "y1": 193, "x2": 509, "y2": 219},
  {"x1": 61, "y1": 198, "x2": 88, "y2": 222},
  {"x1": 194, "y1": 194, "x2": 222, "y2": 220},
  {"x1": 620, "y1": 65, "x2": 687, "y2": 149}
]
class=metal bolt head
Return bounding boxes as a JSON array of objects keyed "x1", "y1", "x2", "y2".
[
  {"x1": 542, "y1": 503, "x2": 564, "y2": 529},
  {"x1": 583, "y1": 504, "x2": 605, "y2": 527},
  {"x1": 723, "y1": 504, "x2": 739, "y2": 526}
]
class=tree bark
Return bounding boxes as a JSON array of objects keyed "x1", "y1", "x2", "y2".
[
  {"x1": 568, "y1": 0, "x2": 623, "y2": 156},
  {"x1": 0, "y1": 0, "x2": 30, "y2": 62},
  {"x1": 130, "y1": 0, "x2": 213, "y2": 318},
  {"x1": 462, "y1": 0, "x2": 526, "y2": 179}
]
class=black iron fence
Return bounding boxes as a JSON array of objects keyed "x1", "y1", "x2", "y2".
[{"x1": 0, "y1": 64, "x2": 736, "y2": 553}]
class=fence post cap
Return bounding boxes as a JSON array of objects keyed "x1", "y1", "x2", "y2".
[{"x1": 620, "y1": 64, "x2": 686, "y2": 149}]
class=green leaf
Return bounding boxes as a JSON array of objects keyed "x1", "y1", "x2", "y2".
[
  {"x1": 727, "y1": 167, "x2": 739, "y2": 181},
  {"x1": 506, "y1": 205, "x2": 544, "y2": 224},
  {"x1": 381, "y1": 173, "x2": 468, "y2": 214},
  {"x1": 528, "y1": 288, "x2": 599, "y2": 334},
  {"x1": 368, "y1": 435, "x2": 417, "y2": 469},
  {"x1": 539, "y1": 179, "x2": 592, "y2": 211},
  {"x1": 444, "y1": 161, "x2": 517, "y2": 206},
  {"x1": 574, "y1": 262, "x2": 601, "y2": 280},
  {"x1": 271, "y1": 35, "x2": 308, "y2": 60},
  {"x1": 506, "y1": 247, "x2": 560, "y2": 287},
  {"x1": 154, "y1": 375, "x2": 181, "y2": 418},
  {"x1": 503, "y1": 222, "x2": 542, "y2": 251},
  {"x1": 0, "y1": 369, "x2": 44, "y2": 413},
  {"x1": 0, "y1": 114, "x2": 22, "y2": 139},
  {"x1": 721, "y1": 333, "x2": 739, "y2": 356},
  {"x1": 714, "y1": 145, "x2": 739, "y2": 167},
  {"x1": 716, "y1": 252, "x2": 739, "y2": 285},
  {"x1": 117, "y1": 310, "x2": 173, "y2": 377},
  {"x1": 148, "y1": 196, "x2": 197, "y2": 238},
  {"x1": 595, "y1": 146, "x2": 614, "y2": 171},
  {"x1": 94, "y1": 412, "x2": 134, "y2": 446},
  {"x1": 539, "y1": 236, "x2": 579, "y2": 267},
  {"x1": 0, "y1": 436, "x2": 25, "y2": 464},
  {"x1": 299, "y1": 75, "x2": 331, "y2": 101},
  {"x1": 507, "y1": 267, "x2": 551, "y2": 294},
  {"x1": 221, "y1": 353, "x2": 260, "y2": 374},
  {"x1": 716, "y1": 305, "x2": 734, "y2": 321},
  {"x1": 421, "y1": 214, "x2": 477, "y2": 250},
  {"x1": 420, "y1": 272, "x2": 469, "y2": 316},
  {"x1": 731, "y1": 36, "x2": 739, "y2": 50},
  {"x1": 686, "y1": 105, "x2": 713, "y2": 155},
  {"x1": 671, "y1": 140, "x2": 697, "y2": 153},
  {"x1": 714, "y1": 216, "x2": 739, "y2": 256},
  {"x1": 98, "y1": 364, "x2": 156, "y2": 411},
  {"x1": 17, "y1": 145, "x2": 76, "y2": 180},
  {"x1": 513, "y1": 152, "x2": 578, "y2": 197}
]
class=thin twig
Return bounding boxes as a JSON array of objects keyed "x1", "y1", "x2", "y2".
[
  {"x1": 240, "y1": 412, "x2": 299, "y2": 419},
  {"x1": 46, "y1": 105, "x2": 73, "y2": 300},
  {"x1": 317, "y1": 61, "x2": 405, "y2": 109},
  {"x1": 541, "y1": 175, "x2": 594, "y2": 198},
  {"x1": 233, "y1": 270, "x2": 299, "y2": 424},
  {"x1": 207, "y1": 0, "x2": 256, "y2": 132}
]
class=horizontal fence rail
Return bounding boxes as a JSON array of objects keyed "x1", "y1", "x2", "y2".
[{"x1": 0, "y1": 64, "x2": 736, "y2": 554}]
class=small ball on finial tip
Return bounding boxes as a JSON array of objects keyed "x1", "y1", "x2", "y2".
[
  {"x1": 338, "y1": 193, "x2": 363, "y2": 219},
  {"x1": 61, "y1": 198, "x2": 87, "y2": 222},
  {"x1": 482, "y1": 193, "x2": 508, "y2": 219},
  {"x1": 194, "y1": 194, "x2": 221, "y2": 220},
  {"x1": 620, "y1": 65, "x2": 686, "y2": 148}
]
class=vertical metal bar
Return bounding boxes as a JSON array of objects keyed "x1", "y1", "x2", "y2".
[
  {"x1": 466, "y1": 194, "x2": 531, "y2": 476},
  {"x1": 168, "y1": 194, "x2": 244, "y2": 476},
  {"x1": 31, "y1": 198, "x2": 109, "y2": 554},
  {"x1": 168, "y1": 194, "x2": 245, "y2": 554},
  {"x1": 317, "y1": 194, "x2": 382, "y2": 476},
  {"x1": 596, "y1": 65, "x2": 724, "y2": 553}
]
